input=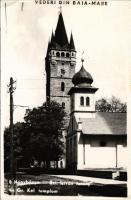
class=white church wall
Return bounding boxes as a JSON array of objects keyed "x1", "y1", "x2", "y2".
[
  {"x1": 77, "y1": 132, "x2": 84, "y2": 168},
  {"x1": 84, "y1": 146, "x2": 116, "y2": 168},
  {"x1": 77, "y1": 135, "x2": 127, "y2": 169},
  {"x1": 77, "y1": 143, "x2": 84, "y2": 168},
  {"x1": 117, "y1": 145, "x2": 127, "y2": 168},
  {"x1": 77, "y1": 145, "x2": 116, "y2": 169}
]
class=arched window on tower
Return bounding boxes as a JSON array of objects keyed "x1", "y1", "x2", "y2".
[
  {"x1": 86, "y1": 97, "x2": 90, "y2": 106},
  {"x1": 56, "y1": 52, "x2": 60, "y2": 57},
  {"x1": 61, "y1": 52, "x2": 65, "y2": 57},
  {"x1": 66, "y1": 53, "x2": 70, "y2": 58},
  {"x1": 80, "y1": 96, "x2": 84, "y2": 106},
  {"x1": 61, "y1": 82, "x2": 65, "y2": 92}
]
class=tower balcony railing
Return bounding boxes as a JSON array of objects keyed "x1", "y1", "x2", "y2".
[{"x1": 50, "y1": 56, "x2": 76, "y2": 62}]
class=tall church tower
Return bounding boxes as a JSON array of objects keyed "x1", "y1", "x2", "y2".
[{"x1": 45, "y1": 12, "x2": 76, "y2": 121}]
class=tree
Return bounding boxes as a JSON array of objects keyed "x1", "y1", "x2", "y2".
[
  {"x1": 24, "y1": 101, "x2": 66, "y2": 168},
  {"x1": 4, "y1": 122, "x2": 26, "y2": 171},
  {"x1": 4, "y1": 101, "x2": 66, "y2": 170},
  {"x1": 95, "y1": 96, "x2": 127, "y2": 113}
]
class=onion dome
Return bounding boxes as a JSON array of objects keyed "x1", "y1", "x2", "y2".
[{"x1": 72, "y1": 60, "x2": 93, "y2": 86}]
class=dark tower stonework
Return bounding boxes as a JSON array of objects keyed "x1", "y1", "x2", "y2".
[{"x1": 45, "y1": 12, "x2": 76, "y2": 124}]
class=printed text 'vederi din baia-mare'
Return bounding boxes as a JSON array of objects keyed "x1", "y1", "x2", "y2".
[{"x1": 35, "y1": 0, "x2": 108, "y2": 6}]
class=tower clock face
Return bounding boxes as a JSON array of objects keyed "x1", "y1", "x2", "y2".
[{"x1": 61, "y1": 69, "x2": 65, "y2": 75}]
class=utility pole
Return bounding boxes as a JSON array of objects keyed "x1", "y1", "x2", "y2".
[
  {"x1": 116, "y1": 142, "x2": 118, "y2": 168},
  {"x1": 8, "y1": 77, "x2": 16, "y2": 195}
]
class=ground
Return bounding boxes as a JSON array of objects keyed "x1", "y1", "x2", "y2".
[{"x1": 4, "y1": 173, "x2": 127, "y2": 196}]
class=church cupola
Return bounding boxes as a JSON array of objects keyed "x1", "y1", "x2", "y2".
[
  {"x1": 68, "y1": 59, "x2": 98, "y2": 119},
  {"x1": 72, "y1": 61, "x2": 93, "y2": 87}
]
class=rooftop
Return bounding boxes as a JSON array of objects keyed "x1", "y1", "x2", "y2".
[
  {"x1": 72, "y1": 65, "x2": 93, "y2": 87},
  {"x1": 79, "y1": 112, "x2": 126, "y2": 135}
]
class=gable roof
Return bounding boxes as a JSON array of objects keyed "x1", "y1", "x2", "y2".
[{"x1": 80, "y1": 112, "x2": 126, "y2": 135}]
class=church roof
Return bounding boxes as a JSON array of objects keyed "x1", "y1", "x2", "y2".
[
  {"x1": 54, "y1": 12, "x2": 69, "y2": 47},
  {"x1": 68, "y1": 86, "x2": 98, "y2": 95},
  {"x1": 79, "y1": 112, "x2": 126, "y2": 135},
  {"x1": 72, "y1": 65, "x2": 93, "y2": 86}
]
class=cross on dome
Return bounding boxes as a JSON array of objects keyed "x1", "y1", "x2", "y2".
[
  {"x1": 81, "y1": 51, "x2": 84, "y2": 66},
  {"x1": 81, "y1": 58, "x2": 84, "y2": 66}
]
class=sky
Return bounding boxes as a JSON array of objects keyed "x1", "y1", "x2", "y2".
[{"x1": 1, "y1": 0, "x2": 131, "y2": 126}]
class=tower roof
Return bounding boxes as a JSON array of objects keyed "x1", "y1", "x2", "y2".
[
  {"x1": 50, "y1": 31, "x2": 55, "y2": 47},
  {"x1": 51, "y1": 31, "x2": 54, "y2": 43},
  {"x1": 72, "y1": 62, "x2": 93, "y2": 86},
  {"x1": 70, "y1": 33, "x2": 75, "y2": 50},
  {"x1": 46, "y1": 40, "x2": 51, "y2": 57},
  {"x1": 54, "y1": 12, "x2": 69, "y2": 47}
]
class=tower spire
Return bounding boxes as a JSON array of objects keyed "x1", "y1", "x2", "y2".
[
  {"x1": 54, "y1": 11, "x2": 68, "y2": 47},
  {"x1": 50, "y1": 30, "x2": 55, "y2": 47},
  {"x1": 70, "y1": 32, "x2": 75, "y2": 50}
]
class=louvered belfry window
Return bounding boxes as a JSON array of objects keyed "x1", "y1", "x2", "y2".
[
  {"x1": 86, "y1": 97, "x2": 90, "y2": 106},
  {"x1": 80, "y1": 96, "x2": 84, "y2": 106}
]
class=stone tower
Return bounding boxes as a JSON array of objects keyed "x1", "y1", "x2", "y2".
[{"x1": 45, "y1": 12, "x2": 76, "y2": 123}]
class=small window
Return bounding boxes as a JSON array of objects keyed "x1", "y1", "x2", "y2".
[
  {"x1": 61, "y1": 82, "x2": 65, "y2": 91},
  {"x1": 62, "y1": 102, "x2": 65, "y2": 109},
  {"x1": 61, "y1": 52, "x2": 65, "y2": 57},
  {"x1": 66, "y1": 53, "x2": 70, "y2": 57},
  {"x1": 56, "y1": 52, "x2": 60, "y2": 57},
  {"x1": 86, "y1": 97, "x2": 90, "y2": 106},
  {"x1": 80, "y1": 96, "x2": 84, "y2": 106},
  {"x1": 52, "y1": 51, "x2": 54, "y2": 55},
  {"x1": 72, "y1": 52, "x2": 74, "y2": 56},
  {"x1": 100, "y1": 141, "x2": 106, "y2": 147}
]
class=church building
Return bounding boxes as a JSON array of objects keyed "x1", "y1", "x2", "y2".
[
  {"x1": 67, "y1": 60, "x2": 127, "y2": 171},
  {"x1": 45, "y1": 11, "x2": 127, "y2": 171}
]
